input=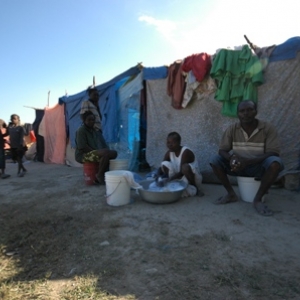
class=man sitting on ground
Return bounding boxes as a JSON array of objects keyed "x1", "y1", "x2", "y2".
[
  {"x1": 156, "y1": 131, "x2": 204, "y2": 197},
  {"x1": 210, "y1": 100, "x2": 283, "y2": 216},
  {"x1": 75, "y1": 111, "x2": 117, "y2": 184}
]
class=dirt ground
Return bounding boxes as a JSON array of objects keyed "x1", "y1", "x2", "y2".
[{"x1": 1, "y1": 161, "x2": 300, "y2": 300}]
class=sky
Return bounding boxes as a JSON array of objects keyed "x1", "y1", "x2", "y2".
[{"x1": 0, "y1": 0, "x2": 299, "y2": 124}]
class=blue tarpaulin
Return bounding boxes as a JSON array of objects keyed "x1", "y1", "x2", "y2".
[
  {"x1": 59, "y1": 66, "x2": 141, "y2": 148},
  {"x1": 269, "y1": 37, "x2": 300, "y2": 62},
  {"x1": 143, "y1": 66, "x2": 168, "y2": 80}
]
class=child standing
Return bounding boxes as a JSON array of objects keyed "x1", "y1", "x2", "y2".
[{"x1": 8, "y1": 114, "x2": 27, "y2": 177}]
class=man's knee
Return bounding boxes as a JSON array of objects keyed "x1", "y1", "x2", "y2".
[
  {"x1": 110, "y1": 150, "x2": 117, "y2": 159},
  {"x1": 263, "y1": 156, "x2": 284, "y2": 173},
  {"x1": 181, "y1": 163, "x2": 192, "y2": 175},
  {"x1": 210, "y1": 154, "x2": 226, "y2": 169},
  {"x1": 161, "y1": 165, "x2": 169, "y2": 174},
  {"x1": 267, "y1": 161, "x2": 281, "y2": 173}
]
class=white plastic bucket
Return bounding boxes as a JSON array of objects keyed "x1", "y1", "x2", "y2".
[
  {"x1": 237, "y1": 176, "x2": 263, "y2": 203},
  {"x1": 109, "y1": 159, "x2": 129, "y2": 171},
  {"x1": 105, "y1": 170, "x2": 131, "y2": 206}
]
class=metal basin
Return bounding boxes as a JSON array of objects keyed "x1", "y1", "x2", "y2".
[{"x1": 138, "y1": 180, "x2": 187, "y2": 204}]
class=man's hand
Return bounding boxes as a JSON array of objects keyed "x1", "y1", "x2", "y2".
[
  {"x1": 230, "y1": 154, "x2": 248, "y2": 172},
  {"x1": 156, "y1": 175, "x2": 170, "y2": 187}
]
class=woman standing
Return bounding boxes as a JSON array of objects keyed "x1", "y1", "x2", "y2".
[
  {"x1": 8, "y1": 114, "x2": 27, "y2": 177},
  {"x1": 0, "y1": 119, "x2": 10, "y2": 179}
]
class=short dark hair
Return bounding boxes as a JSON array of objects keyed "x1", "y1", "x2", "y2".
[
  {"x1": 81, "y1": 111, "x2": 95, "y2": 122},
  {"x1": 237, "y1": 100, "x2": 257, "y2": 112},
  {"x1": 167, "y1": 131, "x2": 181, "y2": 143},
  {"x1": 10, "y1": 114, "x2": 20, "y2": 121}
]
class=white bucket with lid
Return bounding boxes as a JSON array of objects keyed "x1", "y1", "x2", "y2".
[
  {"x1": 109, "y1": 159, "x2": 129, "y2": 171},
  {"x1": 105, "y1": 170, "x2": 131, "y2": 206},
  {"x1": 237, "y1": 176, "x2": 264, "y2": 203}
]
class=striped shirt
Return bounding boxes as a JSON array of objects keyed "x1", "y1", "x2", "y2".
[
  {"x1": 219, "y1": 120, "x2": 280, "y2": 158},
  {"x1": 80, "y1": 100, "x2": 102, "y2": 131}
]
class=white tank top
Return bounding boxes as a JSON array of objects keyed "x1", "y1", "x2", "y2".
[{"x1": 169, "y1": 146, "x2": 188, "y2": 173}]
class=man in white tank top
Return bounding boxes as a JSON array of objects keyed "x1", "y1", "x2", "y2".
[{"x1": 157, "y1": 132, "x2": 204, "y2": 197}]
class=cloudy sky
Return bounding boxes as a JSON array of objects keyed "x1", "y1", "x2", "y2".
[{"x1": 0, "y1": 0, "x2": 299, "y2": 123}]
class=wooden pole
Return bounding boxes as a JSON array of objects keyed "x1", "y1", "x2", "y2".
[
  {"x1": 24, "y1": 105, "x2": 41, "y2": 110},
  {"x1": 244, "y1": 35, "x2": 257, "y2": 52},
  {"x1": 47, "y1": 91, "x2": 50, "y2": 107}
]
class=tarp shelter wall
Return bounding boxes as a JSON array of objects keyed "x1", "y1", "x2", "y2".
[
  {"x1": 59, "y1": 66, "x2": 168, "y2": 170},
  {"x1": 115, "y1": 72, "x2": 143, "y2": 171},
  {"x1": 256, "y1": 51, "x2": 300, "y2": 172},
  {"x1": 59, "y1": 66, "x2": 141, "y2": 170},
  {"x1": 59, "y1": 66, "x2": 140, "y2": 146},
  {"x1": 146, "y1": 52, "x2": 300, "y2": 179},
  {"x1": 32, "y1": 109, "x2": 45, "y2": 162},
  {"x1": 146, "y1": 78, "x2": 234, "y2": 180}
]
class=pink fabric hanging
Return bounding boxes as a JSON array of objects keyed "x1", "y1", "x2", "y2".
[{"x1": 41, "y1": 104, "x2": 66, "y2": 164}]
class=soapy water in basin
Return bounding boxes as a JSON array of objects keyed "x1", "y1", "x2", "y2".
[{"x1": 148, "y1": 181, "x2": 184, "y2": 192}]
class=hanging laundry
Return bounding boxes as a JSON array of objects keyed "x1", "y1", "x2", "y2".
[
  {"x1": 180, "y1": 53, "x2": 213, "y2": 108},
  {"x1": 253, "y1": 45, "x2": 276, "y2": 70},
  {"x1": 195, "y1": 76, "x2": 217, "y2": 101},
  {"x1": 182, "y1": 71, "x2": 200, "y2": 108},
  {"x1": 182, "y1": 52, "x2": 212, "y2": 82},
  {"x1": 210, "y1": 45, "x2": 264, "y2": 117},
  {"x1": 167, "y1": 60, "x2": 186, "y2": 109},
  {"x1": 182, "y1": 71, "x2": 217, "y2": 108}
]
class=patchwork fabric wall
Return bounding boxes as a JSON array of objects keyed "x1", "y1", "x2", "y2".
[{"x1": 146, "y1": 52, "x2": 300, "y2": 180}]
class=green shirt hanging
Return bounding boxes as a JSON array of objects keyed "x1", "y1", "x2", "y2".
[{"x1": 210, "y1": 45, "x2": 264, "y2": 117}]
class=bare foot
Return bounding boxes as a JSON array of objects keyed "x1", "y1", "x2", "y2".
[
  {"x1": 214, "y1": 194, "x2": 238, "y2": 205},
  {"x1": 253, "y1": 202, "x2": 273, "y2": 216},
  {"x1": 95, "y1": 174, "x2": 105, "y2": 185},
  {"x1": 197, "y1": 189, "x2": 205, "y2": 197}
]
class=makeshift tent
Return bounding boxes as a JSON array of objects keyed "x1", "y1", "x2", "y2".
[
  {"x1": 32, "y1": 109, "x2": 45, "y2": 162},
  {"x1": 58, "y1": 66, "x2": 141, "y2": 170},
  {"x1": 58, "y1": 66, "x2": 167, "y2": 170},
  {"x1": 59, "y1": 66, "x2": 140, "y2": 145},
  {"x1": 46, "y1": 36, "x2": 299, "y2": 185},
  {"x1": 145, "y1": 38, "x2": 300, "y2": 181}
]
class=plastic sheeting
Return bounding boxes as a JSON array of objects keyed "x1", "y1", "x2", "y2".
[
  {"x1": 39, "y1": 104, "x2": 66, "y2": 164},
  {"x1": 59, "y1": 66, "x2": 141, "y2": 147},
  {"x1": 115, "y1": 72, "x2": 143, "y2": 171},
  {"x1": 32, "y1": 109, "x2": 45, "y2": 162},
  {"x1": 269, "y1": 36, "x2": 300, "y2": 62},
  {"x1": 146, "y1": 52, "x2": 300, "y2": 181}
]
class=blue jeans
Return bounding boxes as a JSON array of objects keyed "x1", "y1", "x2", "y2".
[{"x1": 210, "y1": 155, "x2": 284, "y2": 178}]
